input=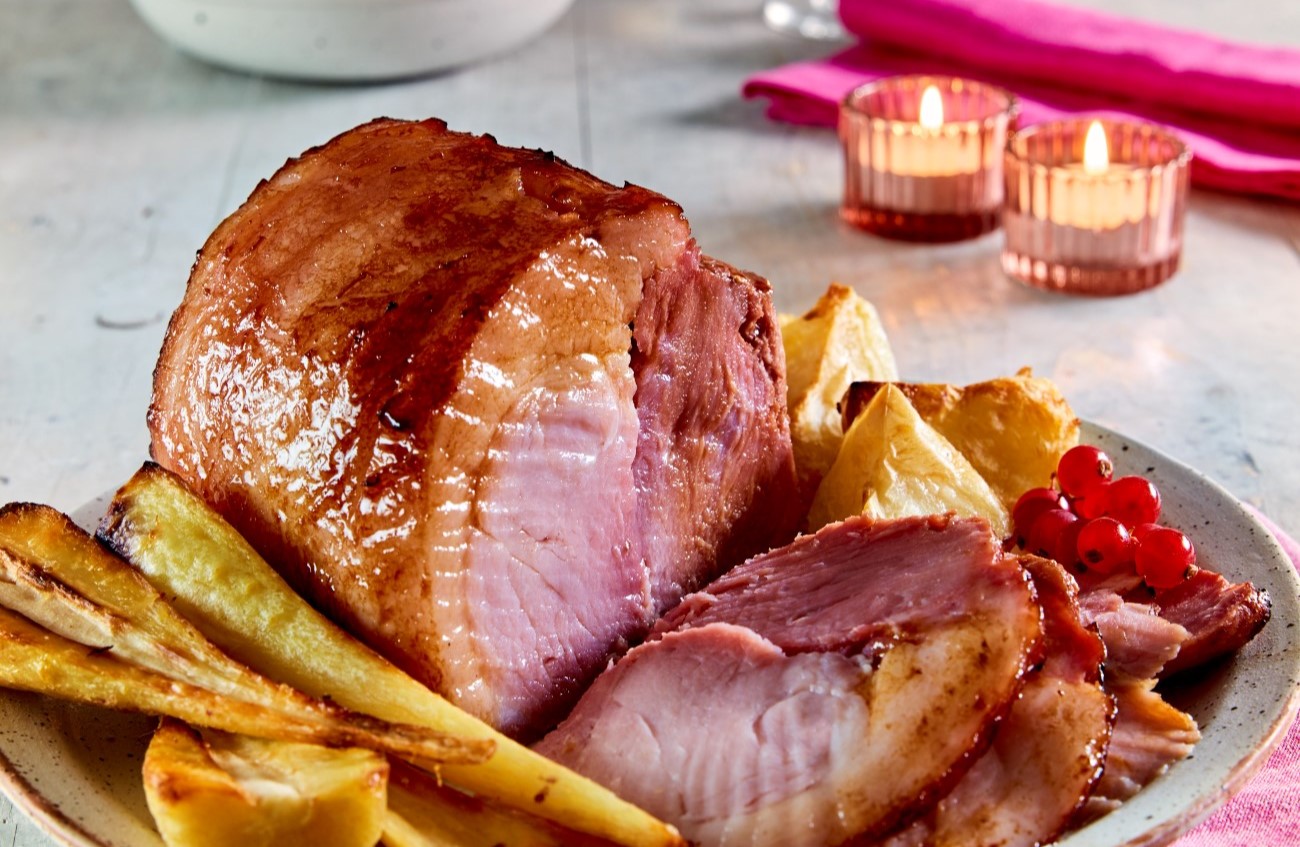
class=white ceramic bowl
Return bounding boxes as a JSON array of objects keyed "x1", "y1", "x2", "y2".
[{"x1": 127, "y1": 0, "x2": 575, "y2": 81}]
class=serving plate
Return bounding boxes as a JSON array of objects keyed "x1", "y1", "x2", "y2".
[{"x1": 0, "y1": 422, "x2": 1297, "y2": 847}]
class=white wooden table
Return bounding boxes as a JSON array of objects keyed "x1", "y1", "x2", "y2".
[{"x1": 2, "y1": 0, "x2": 1298, "y2": 843}]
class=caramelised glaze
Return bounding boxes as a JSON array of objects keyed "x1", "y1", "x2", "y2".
[
  {"x1": 884, "y1": 557, "x2": 1113, "y2": 847},
  {"x1": 1154, "y1": 568, "x2": 1271, "y2": 677},
  {"x1": 149, "y1": 118, "x2": 798, "y2": 738},
  {"x1": 538, "y1": 515, "x2": 1043, "y2": 847}
]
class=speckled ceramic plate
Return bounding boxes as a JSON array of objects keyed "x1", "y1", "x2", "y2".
[
  {"x1": 1056, "y1": 423, "x2": 1300, "y2": 847},
  {"x1": 0, "y1": 423, "x2": 1297, "y2": 847}
]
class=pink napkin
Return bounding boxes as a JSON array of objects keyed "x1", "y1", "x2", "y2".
[
  {"x1": 742, "y1": 0, "x2": 1300, "y2": 201},
  {"x1": 1177, "y1": 508, "x2": 1300, "y2": 845}
]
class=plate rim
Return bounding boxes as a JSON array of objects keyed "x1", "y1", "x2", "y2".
[{"x1": 0, "y1": 739, "x2": 110, "y2": 847}]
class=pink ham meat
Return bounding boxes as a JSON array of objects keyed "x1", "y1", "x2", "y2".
[
  {"x1": 884, "y1": 557, "x2": 1113, "y2": 847},
  {"x1": 1075, "y1": 678, "x2": 1201, "y2": 823},
  {"x1": 1075, "y1": 567, "x2": 1269, "y2": 680},
  {"x1": 1078, "y1": 590, "x2": 1190, "y2": 679},
  {"x1": 631, "y1": 251, "x2": 797, "y2": 610},
  {"x1": 536, "y1": 515, "x2": 1043, "y2": 846},
  {"x1": 148, "y1": 118, "x2": 799, "y2": 739}
]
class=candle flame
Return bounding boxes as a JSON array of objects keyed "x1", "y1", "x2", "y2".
[
  {"x1": 1083, "y1": 120, "x2": 1109, "y2": 175},
  {"x1": 919, "y1": 85, "x2": 944, "y2": 130}
]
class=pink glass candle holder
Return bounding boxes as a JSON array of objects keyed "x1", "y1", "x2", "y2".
[
  {"x1": 1002, "y1": 119, "x2": 1191, "y2": 296},
  {"x1": 840, "y1": 76, "x2": 1018, "y2": 242}
]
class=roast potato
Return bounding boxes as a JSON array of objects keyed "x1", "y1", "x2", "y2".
[
  {"x1": 781, "y1": 284, "x2": 899, "y2": 495},
  {"x1": 808, "y1": 384, "x2": 1009, "y2": 535},
  {"x1": 841, "y1": 369, "x2": 1079, "y2": 512}
]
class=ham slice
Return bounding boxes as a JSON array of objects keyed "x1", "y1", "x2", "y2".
[
  {"x1": 884, "y1": 557, "x2": 1112, "y2": 847},
  {"x1": 1075, "y1": 565, "x2": 1269, "y2": 681},
  {"x1": 1075, "y1": 677, "x2": 1200, "y2": 824},
  {"x1": 1078, "y1": 591, "x2": 1190, "y2": 679},
  {"x1": 1155, "y1": 568, "x2": 1271, "y2": 677},
  {"x1": 536, "y1": 515, "x2": 1043, "y2": 846},
  {"x1": 1066, "y1": 565, "x2": 1244, "y2": 834},
  {"x1": 148, "y1": 118, "x2": 799, "y2": 738}
]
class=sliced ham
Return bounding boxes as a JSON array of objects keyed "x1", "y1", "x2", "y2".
[
  {"x1": 1075, "y1": 565, "x2": 1269, "y2": 681},
  {"x1": 655, "y1": 514, "x2": 1036, "y2": 659},
  {"x1": 148, "y1": 118, "x2": 798, "y2": 738},
  {"x1": 1074, "y1": 677, "x2": 1200, "y2": 824},
  {"x1": 884, "y1": 557, "x2": 1112, "y2": 847},
  {"x1": 537, "y1": 515, "x2": 1043, "y2": 847},
  {"x1": 1078, "y1": 591, "x2": 1190, "y2": 680},
  {"x1": 1067, "y1": 565, "x2": 1246, "y2": 833},
  {"x1": 1155, "y1": 568, "x2": 1271, "y2": 677}
]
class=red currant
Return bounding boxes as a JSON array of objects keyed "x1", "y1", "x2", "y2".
[
  {"x1": 1013, "y1": 487, "x2": 1069, "y2": 545},
  {"x1": 1075, "y1": 517, "x2": 1134, "y2": 575},
  {"x1": 1135, "y1": 526, "x2": 1197, "y2": 589},
  {"x1": 1130, "y1": 522, "x2": 1162, "y2": 544},
  {"x1": 1052, "y1": 516, "x2": 1086, "y2": 570},
  {"x1": 1056, "y1": 445, "x2": 1114, "y2": 498},
  {"x1": 1026, "y1": 508, "x2": 1080, "y2": 559},
  {"x1": 1105, "y1": 476, "x2": 1162, "y2": 528},
  {"x1": 1069, "y1": 482, "x2": 1111, "y2": 520}
]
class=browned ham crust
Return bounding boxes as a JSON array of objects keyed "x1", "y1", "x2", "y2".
[{"x1": 1155, "y1": 568, "x2": 1271, "y2": 677}]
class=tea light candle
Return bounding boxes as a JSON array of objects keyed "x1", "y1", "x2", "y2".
[
  {"x1": 840, "y1": 76, "x2": 1018, "y2": 242},
  {"x1": 1002, "y1": 118, "x2": 1191, "y2": 296}
]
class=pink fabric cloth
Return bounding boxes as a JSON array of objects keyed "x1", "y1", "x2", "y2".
[
  {"x1": 742, "y1": 0, "x2": 1300, "y2": 201},
  {"x1": 1178, "y1": 507, "x2": 1300, "y2": 845}
]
